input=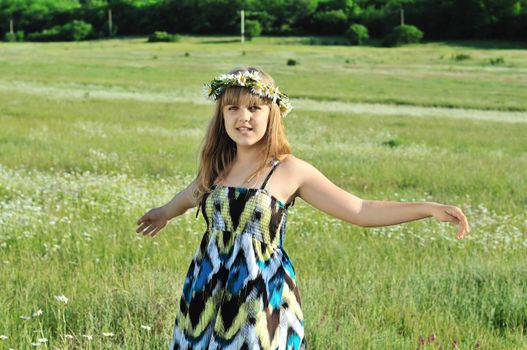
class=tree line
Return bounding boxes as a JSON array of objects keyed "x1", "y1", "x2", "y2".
[{"x1": 1, "y1": 0, "x2": 526, "y2": 42}]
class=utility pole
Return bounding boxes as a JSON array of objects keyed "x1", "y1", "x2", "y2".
[
  {"x1": 400, "y1": 8, "x2": 405, "y2": 25},
  {"x1": 9, "y1": 19, "x2": 13, "y2": 34},
  {"x1": 108, "y1": 9, "x2": 113, "y2": 36},
  {"x1": 240, "y1": 9, "x2": 244, "y2": 44}
]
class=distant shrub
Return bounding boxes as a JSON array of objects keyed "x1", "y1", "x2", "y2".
[
  {"x1": 28, "y1": 20, "x2": 92, "y2": 41},
  {"x1": 287, "y1": 59, "x2": 298, "y2": 66},
  {"x1": 4, "y1": 32, "x2": 16, "y2": 42},
  {"x1": 346, "y1": 23, "x2": 369, "y2": 45},
  {"x1": 451, "y1": 53, "x2": 471, "y2": 61},
  {"x1": 382, "y1": 139, "x2": 401, "y2": 148},
  {"x1": 184, "y1": 52, "x2": 190, "y2": 57},
  {"x1": 382, "y1": 24, "x2": 423, "y2": 47},
  {"x1": 489, "y1": 57, "x2": 505, "y2": 65},
  {"x1": 148, "y1": 31, "x2": 180, "y2": 42},
  {"x1": 15, "y1": 30, "x2": 24, "y2": 41},
  {"x1": 4, "y1": 30, "x2": 25, "y2": 42},
  {"x1": 244, "y1": 20, "x2": 262, "y2": 40}
]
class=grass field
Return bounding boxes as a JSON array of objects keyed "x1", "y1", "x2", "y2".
[{"x1": 0, "y1": 36, "x2": 526, "y2": 349}]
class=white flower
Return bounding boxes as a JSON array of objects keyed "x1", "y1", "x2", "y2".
[
  {"x1": 251, "y1": 81, "x2": 265, "y2": 96},
  {"x1": 32, "y1": 309, "x2": 44, "y2": 317},
  {"x1": 65, "y1": 334, "x2": 74, "y2": 339},
  {"x1": 37, "y1": 338, "x2": 47, "y2": 343},
  {"x1": 54, "y1": 295, "x2": 68, "y2": 304},
  {"x1": 202, "y1": 84, "x2": 213, "y2": 99},
  {"x1": 0, "y1": 335, "x2": 8, "y2": 340},
  {"x1": 265, "y1": 85, "x2": 277, "y2": 100},
  {"x1": 31, "y1": 342, "x2": 41, "y2": 347},
  {"x1": 216, "y1": 74, "x2": 231, "y2": 81},
  {"x1": 235, "y1": 72, "x2": 247, "y2": 86},
  {"x1": 140, "y1": 325, "x2": 151, "y2": 331},
  {"x1": 246, "y1": 70, "x2": 260, "y2": 81},
  {"x1": 102, "y1": 332, "x2": 114, "y2": 337},
  {"x1": 82, "y1": 334, "x2": 93, "y2": 340},
  {"x1": 20, "y1": 315, "x2": 31, "y2": 320}
]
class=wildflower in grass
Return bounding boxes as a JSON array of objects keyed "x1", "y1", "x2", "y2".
[
  {"x1": 140, "y1": 325, "x2": 152, "y2": 331},
  {"x1": 419, "y1": 335, "x2": 425, "y2": 344},
  {"x1": 54, "y1": 295, "x2": 68, "y2": 304},
  {"x1": 65, "y1": 334, "x2": 74, "y2": 339},
  {"x1": 0, "y1": 335, "x2": 8, "y2": 340},
  {"x1": 37, "y1": 338, "x2": 47, "y2": 343},
  {"x1": 20, "y1": 315, "x2": 31, "y2": 320},
  {"x1": 475, "y1": 340, "x2": 481, "y2": 348},
  {"x1": 102, "y1": 332, "x2": 114, "y2": 337},
  {"x1": 31, "y1": 342, "x2": 41, "y2": 346},
  {"x1": 32, "y1": 309, "x2": 43, "y2": 317},
  {"x1": 82, "y1": 334, "x2": 92, "y2": 340},
  {"x1": 428, "y1": 334, "x2": 436, "y2": 343}
]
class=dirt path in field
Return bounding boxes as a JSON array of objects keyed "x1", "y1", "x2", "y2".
[{"x1": 1, "y1": 79, "x2": 526, "y2": 123}]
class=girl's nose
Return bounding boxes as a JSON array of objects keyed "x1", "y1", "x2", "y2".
[{"x1": 238, "y1": 107, "x2": 251, "y2": 120}]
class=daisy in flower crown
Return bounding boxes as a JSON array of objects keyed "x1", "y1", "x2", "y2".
[{"x1": 136, "y1": 66, "x2": 471, "y2": 350}]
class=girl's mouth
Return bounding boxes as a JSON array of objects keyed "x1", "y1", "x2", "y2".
[{"x1": 236, "y1": 127, "x2": 252, "y2": 133}]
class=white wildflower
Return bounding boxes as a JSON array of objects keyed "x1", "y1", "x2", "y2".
[
  {"x1": 32, "y1": 309, "x2": 44, "y2": 317},
  {"x1": 20, "y1": 315, "x2": 31, "y2": 320},
  {"x1": 235, "y1": 72, "x2": 247, "y2": 86},
  {"x1": 202, "y1": 84, "x2": 212, "y2": 99},
  {"x1": 82, "y1": 334, "x2": 93, "y2": 340},
  {"x1": 54, "y1": 295, "x2": 68, "y2": 304},
  {"x1": 140, "y1": 325, "x2": 151, "y2": 331},
  {"x1": 102, "y1": 332, "x2": 114, "y2": 337},
  {"x1": 0, "y1": 335, "x2": 8, "y2": 340},
  {"x1": 246, "y1": 70, "x2": 260, "y2": 80},
  {"x1": 65, "y1": 334, "x2": 74, "y2": 339},
  {"x1": 37, "y1": 338, "x2": 47, "y2": 343}
]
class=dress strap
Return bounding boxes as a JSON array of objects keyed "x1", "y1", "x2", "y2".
[{"x1": 259, "y1": 159, "x2": 280, "y2": 190}]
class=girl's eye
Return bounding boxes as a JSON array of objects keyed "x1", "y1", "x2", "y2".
[
  {"x1": 249, "y1": 106, "x2": 260, "y2": 111},
  {"x1": 229, "y1": 106, "x2": 238, "y2": 110}
]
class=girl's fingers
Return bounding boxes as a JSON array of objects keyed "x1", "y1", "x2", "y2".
[
  {"x1": 142, "y1": 224, "x2": 158, "y2": 236},
  {"x1": 136, "y1": 222, "x2": 150, "y2": 233},
  {"x1": 455, "y1": 210, "x2": 470, "y2": 234},
  {"x1": 137, "y1": 215, "x2": 148, "y2": 226},
  {"x1": 150, "y1": 227, "x2": 162, "y2": 237}
]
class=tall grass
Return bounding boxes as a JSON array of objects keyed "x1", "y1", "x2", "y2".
[{"x1": 0, "y1": 37, "x2": 526, "y2": 349}]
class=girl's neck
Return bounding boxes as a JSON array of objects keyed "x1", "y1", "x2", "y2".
[{"x1": 234, "y1": 145, "x2": 266, "y2": 166}]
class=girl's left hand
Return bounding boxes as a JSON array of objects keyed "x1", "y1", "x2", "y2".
[{"x1": 430, "y1": 204, "x2": 471, "y2": 240}]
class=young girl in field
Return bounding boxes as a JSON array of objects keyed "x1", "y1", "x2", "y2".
[{"x1": 136, "y1": 66, "x2": 470, "y2": 350}]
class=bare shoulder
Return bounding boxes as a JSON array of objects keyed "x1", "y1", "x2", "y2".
[
  {"x1": 277, "y1": 154, "x2": 318, "y2": 196},
  {"x1": 279, "y1": 154, "x2": 318, "y2": 182}
]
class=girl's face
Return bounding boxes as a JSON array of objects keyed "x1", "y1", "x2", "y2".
[{"x1": 222, "y1": 103, "x2": 270, "y2": 147}]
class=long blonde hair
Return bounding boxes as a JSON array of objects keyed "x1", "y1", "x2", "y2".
[{"x1": 193, "y1": 66, "x2": 292, "y2": 206}]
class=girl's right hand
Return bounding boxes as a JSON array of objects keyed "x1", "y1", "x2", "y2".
[{"x1": 136, "y1": 207, "x2": 170, "y2": 237}]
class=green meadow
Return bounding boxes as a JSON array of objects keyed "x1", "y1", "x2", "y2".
[{"x1": 0, "y1": 36, "x2": 526, "y2": 349}]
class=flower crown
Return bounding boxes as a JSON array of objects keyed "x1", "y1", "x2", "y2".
[{"x1": 203, "y1": 71, "x2": 293, "y2": 117}]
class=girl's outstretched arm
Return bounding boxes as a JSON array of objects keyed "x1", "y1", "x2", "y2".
[
  {"x1": 293, "y1": 157, "x2": 470, "y2": 240},
  {"x1": 135, "y1": 179, "x2": 198, "y2": 237}
]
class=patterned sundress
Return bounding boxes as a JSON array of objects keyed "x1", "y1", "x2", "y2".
[{"x1": 169, "y1": 158, "x2": 306, "y2": 350}]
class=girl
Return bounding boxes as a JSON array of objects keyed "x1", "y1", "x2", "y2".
[{"x1": 136, "y1": 66, "x2": 470, "y2": 350}]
